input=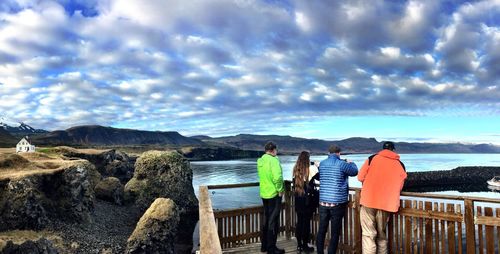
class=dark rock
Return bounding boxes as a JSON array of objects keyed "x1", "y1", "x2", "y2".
[
  {"x1": 56, "y1": 161, "x2": 98, "y2": 223},
  {"x1": 404, "y1": 166, "x2": 500, "y2": 192},
  {"x1": 124, "y1": 151, "x2": 198, "y2": 253},
  {"x1": 55, "y1": 147, "x2": 134, "y2": 183},
  {"x1": 1, "y1": 237, "x2": 59, "y2": 254},
  {"x1": 95, "y1": 177, "x2": 124, "y2": 205},
  {"x1": 0, "y1": 177, "x2": 49, "y2": 230},
  {"x1": 125, "y1": 198, "x2": 179, "y2": 254},
  {"x1": 0, "y1": 161, "x2": 99, "y2": 231}
]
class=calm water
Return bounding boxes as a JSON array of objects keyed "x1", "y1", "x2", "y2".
[{"x1": 192, "y1": 154, "x2": 500, "y2": 209}]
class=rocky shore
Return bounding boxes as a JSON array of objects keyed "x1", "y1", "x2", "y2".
[
  {"x1": 0, "y1": 148, "x2": 198, "y2": 254},
  {"x1": 180, "y1": 146, "x2": 263, "y2": 161},
  {"x1": 404, "y1": 166, "x2": 500, "y2": 192},
  {"x1": 47, "y1": 200, "x2": 142, "y2": 253}
]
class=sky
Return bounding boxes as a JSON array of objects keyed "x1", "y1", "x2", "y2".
[{"x1": 0, "y1": 0, "x2": 499, "y2": 144}]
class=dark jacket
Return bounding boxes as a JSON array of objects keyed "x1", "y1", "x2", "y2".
[{"x1": 293, "y1": 173, "x2": 319, "y2": 212}]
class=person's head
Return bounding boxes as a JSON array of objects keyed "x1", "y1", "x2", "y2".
[
  {"x1": 293, "y1": 151, "x2": 310, "y2": 195},
  {"x1": 328, "y1": 144, "x2": 341, "y2": 155},
  {"x1": 383, "y1": 141, "x2": 395, "y2": 151},
  {"x1": 264, "y1": 141, "x2": 277, "y2": 156}
]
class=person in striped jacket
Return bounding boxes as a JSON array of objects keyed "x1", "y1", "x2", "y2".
[{"x1": 316, "y1": 145, "x2": 358, "y2": 254}]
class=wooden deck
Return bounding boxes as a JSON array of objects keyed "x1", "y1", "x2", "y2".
[
  {"x1": 200, "y1": 182, "x2": 500, "y2": 254},
  {"x1": 223, "y1": 237, "x2": 311, "y2": 253}
]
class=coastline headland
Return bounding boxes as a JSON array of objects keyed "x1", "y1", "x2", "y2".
[{"x1": 404, "y1": 166, "x2": 500, "y2": 192}]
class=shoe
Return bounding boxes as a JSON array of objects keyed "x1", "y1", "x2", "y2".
[
  {"x1": 268, "y1": 247, "x2": 285, "y2": 254},
  {"x1": 261, "y1": 246, "x2": 267, "y2": 253},
  {"x1": 296, "y1": 246, "x2": 303, "y2": 253},
  {"x1": 301, "y1": 244, "x2": 314, "y2": 252}
]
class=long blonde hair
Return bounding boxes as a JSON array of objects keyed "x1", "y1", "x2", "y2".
[{"x1": 293, "y1": 151, "x2": 310, "y2": 196}]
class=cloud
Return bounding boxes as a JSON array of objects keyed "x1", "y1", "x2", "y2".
[{"x1": 0, "y1": 0, "x2": 498, "y2": 137}]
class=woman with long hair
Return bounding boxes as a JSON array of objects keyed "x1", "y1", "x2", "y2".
[{"x1": 293, "y1": 151, "x2": 315, "y2": 252}]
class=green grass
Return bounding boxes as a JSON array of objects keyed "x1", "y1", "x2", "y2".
[{"x1": 36, "y1": 147, "x2": 57, "y2": 155}]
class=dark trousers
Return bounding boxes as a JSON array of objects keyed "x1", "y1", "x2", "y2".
[
  {"x1": 295, "y1": 211, "x2": 312, "y2": 247},
  {"x1": 261, "y1": 196, "x2": 281, "y2": 252},
  {"x1": 316, "y1": 203, "x2": 347, "y2": 254}
]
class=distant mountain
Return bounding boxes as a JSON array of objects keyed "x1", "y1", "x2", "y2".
[
  {"x1": 2, "y1": 122, "x2": 498, "y2": 154},
  {"x1": 190, "y1": 135, "x2": 213, "y2": 140},
  {"x1": 200, "y1": 134, "x2": 500, "y2": 154},
  {"x1": 33, "y1": 125, "x2": 205, "y2": 146},
  {"x1": 0, "y1": 117, "x2": 48, "y2": 137},
  {"x1": 0, "y1": 128, "x2": 17, "y2": 147}
]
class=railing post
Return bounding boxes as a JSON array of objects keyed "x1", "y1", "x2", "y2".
[
  {"x1": 285, "y1": 181, "x2": 292, "y2": 240},
  {"x1": 464, "y1": 199, "x2": 475, "y2": 254},
  {"x1": 199, "y1": 186, "x2": 223, "y2": 254},
  {"x1": 354, "y1": 189, "x2": 362, "y2": 253}
]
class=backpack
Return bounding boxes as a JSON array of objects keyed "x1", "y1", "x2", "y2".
[
  {"x1": 368, "y1": 154, "x2": 406, "y2": 171},
  {"x1": 305, "y1": 174, "x2": 320, "y2": 210}
]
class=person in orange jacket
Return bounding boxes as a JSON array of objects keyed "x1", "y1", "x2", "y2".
[{"x1": 357, "y1": 141, "x2": 407, "y2": 254}]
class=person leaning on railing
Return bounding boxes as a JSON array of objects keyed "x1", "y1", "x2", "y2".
[
  {"x1": 357, "y1": 141, "x2": 407, "y2": 254},
  {"x1": 316, "y1": 145, "x2": 358, "y2": 254},
  {"x1": 292, "y1": 151, "x2": 316, "y2": 253},
  {"x1": 257, "y1": 141, "x2": 285, "y2": 254}
]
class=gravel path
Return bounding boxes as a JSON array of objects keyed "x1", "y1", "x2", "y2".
[{"x1": 49, "y1": 200, "x2": 142, "y2": 253}]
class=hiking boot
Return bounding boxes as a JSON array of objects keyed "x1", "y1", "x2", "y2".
[
  {"x1": 268, "y1": 247, "x2": 285, "y2": 254},
  {"x1": 296, "y1": 246, "x2": 303, "y2": 253},
  {"x1": 301, "y1": 244, "x2": 314, "y2": 252}
]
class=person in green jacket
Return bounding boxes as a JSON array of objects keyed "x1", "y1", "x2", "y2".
[{"x1": 258, "y1": 141, "x2": 285, "y2": 254}]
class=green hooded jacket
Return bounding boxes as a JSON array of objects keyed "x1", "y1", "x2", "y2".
[{"x1": 257, "y1": 153, "x2": 285, "y2": 199}]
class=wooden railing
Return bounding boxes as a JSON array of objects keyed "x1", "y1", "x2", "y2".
[
  {"x1": 199, "y1": 186, "x2": 223, "y2": 254},
  {"x1": 200, "y1": 181, "x2": 500, "y2": 253}
]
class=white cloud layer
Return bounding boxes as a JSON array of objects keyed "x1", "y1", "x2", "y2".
[{"x1": 0, "y1": 0, "x2": 498, "y2": 136}]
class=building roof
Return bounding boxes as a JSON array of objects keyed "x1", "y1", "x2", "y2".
[{"x1": 17, "y1": 136, "x2": 32, "y2": 145}]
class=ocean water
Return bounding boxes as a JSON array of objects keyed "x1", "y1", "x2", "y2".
[{"x1": 191, "y1": 154, "x2": 500, "y2": 209}]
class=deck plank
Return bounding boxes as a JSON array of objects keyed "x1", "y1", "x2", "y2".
[{"x1": 223, "y1": 237, "x2": 312, "y2": 254}]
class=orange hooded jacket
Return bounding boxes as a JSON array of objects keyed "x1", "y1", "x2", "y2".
[{"x1": 358, "y1": 149, "x2": 407, "y2": 213}]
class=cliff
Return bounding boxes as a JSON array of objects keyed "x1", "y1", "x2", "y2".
[{"x1": 0, "y1": 160, "x2": 100, "y2": 231}]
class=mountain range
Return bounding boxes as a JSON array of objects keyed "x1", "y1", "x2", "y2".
[
  {"x1": 195, "y1": 134, "x2": 500, "y2": 154},
  {"x1": 31, "y1": 125, "x2": 204, "y2": 146},
  {"x1": 0, "y1": 128, "x2": 17, "y2": 147},
  {"x1": 0, "y1": 123, "x2": 499, "y2": 154},
  {"x1": 0, "y1": 117, "x2": 48, "y2": 137}
]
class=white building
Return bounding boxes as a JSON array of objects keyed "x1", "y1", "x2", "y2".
[{"x1": 16, "y1": 137, "x2": 35, "y2": 153}]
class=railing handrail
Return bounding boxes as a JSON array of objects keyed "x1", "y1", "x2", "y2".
[
  {"x1": 207, "y1": 182, "x2": 259, "y2": 189},
  {"x1": 198, "y1": 186, "x2": 222, "y2": 254},
  {"x1": 206, "y1": 181, "x2": 500, "y2": 204}
]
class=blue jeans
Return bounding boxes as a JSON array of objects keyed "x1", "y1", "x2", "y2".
[{"x1": 316, "y1": 203, "x2": 347, "y2": 254}]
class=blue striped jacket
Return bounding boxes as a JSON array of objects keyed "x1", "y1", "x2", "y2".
[{"x1": 319, "y1": 154, "x2": 358, "y2": 204}]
